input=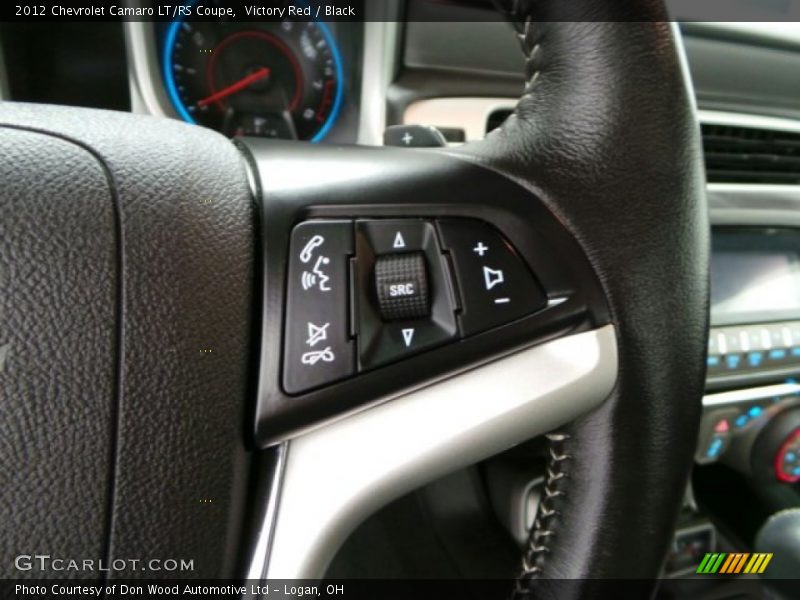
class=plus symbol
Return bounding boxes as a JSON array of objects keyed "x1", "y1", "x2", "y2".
[{"x1": 473, "y1": 242, "x2": 489, "y2": 257}]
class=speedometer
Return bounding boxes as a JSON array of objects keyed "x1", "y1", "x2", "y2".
[{"x1": 163, "y1": 9, "x2": 344, "y2": 142}]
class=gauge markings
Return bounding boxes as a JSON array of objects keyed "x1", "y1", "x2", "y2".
[
  {"x1": 197, "y1": 67, "x2": 271, "y2": 108},
  {"x1": 164, "y1": 17, "x2": 343, "y2": 142}
]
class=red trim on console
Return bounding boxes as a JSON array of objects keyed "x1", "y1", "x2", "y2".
[{"x1": 775, "y1": 427, "x2": 800, "y2": 483}]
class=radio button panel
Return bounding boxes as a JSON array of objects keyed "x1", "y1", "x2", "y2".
[{"x1": 707, "y1": 321, "x2": 800, "y2": 381}]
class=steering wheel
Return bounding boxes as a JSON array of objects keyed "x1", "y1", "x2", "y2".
[{"x1": 0, "y1": 0, "x2": 707, "y2": 596}]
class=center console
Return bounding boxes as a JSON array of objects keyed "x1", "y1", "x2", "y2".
[
  {"x1": 665, "y1": 185, "x2": 800, "y2": 580},
  {"x1": 698, "y1": 226, "x2": 800, "y2": 482},
  {"x1": 699, "y1": 227, "x2": 800, "y2": 477}
]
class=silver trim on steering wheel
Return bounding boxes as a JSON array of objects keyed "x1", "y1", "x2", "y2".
[{"x1": 250, "y1": 325, "x2": 617, "y2": 579}]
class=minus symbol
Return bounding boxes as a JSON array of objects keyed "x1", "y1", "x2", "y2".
[{"x1": 494, "y1": 298, "x2": 510, "y2": 304}]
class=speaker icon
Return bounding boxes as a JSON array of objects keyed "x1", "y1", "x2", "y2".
[{"x1": 483, "y1": 266, "x2": 505, "y2": 290}]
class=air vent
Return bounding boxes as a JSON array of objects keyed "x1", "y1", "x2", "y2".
[
  {"x1": 486, "y1": 108, "x2": 513, "y2": 135},
  {"x1": 702, "y1": 123, "x2": 800, "y2": 185}
]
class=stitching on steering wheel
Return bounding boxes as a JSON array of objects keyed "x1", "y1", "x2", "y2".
[
  {"x1": 514, "y1": 433, "x2": 572, "y2": 592},
  {"x1": 489, "y1": 0, "x2": 543, "y2": 139},
  {"x1": 492, "y1": 1, "x2": 574, "y2": 589}
]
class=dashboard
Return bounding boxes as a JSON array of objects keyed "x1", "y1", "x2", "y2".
[
  {"x1": 156, "y1": 18, "x2": 350, "y2": 141},
  {"x1": 0, "y1": 2, "x2": 374, "y2": 143},
  {"x1": 0, "y1": 13, "x2": 373, "y2": 145},
  {"x1": 142, "y1": 3, "x2": 366, "y2": 143}
]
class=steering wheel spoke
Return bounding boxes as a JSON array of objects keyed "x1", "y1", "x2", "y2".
[{"x1": 254, "y1": 324, "x2": 616, "y2": 579}]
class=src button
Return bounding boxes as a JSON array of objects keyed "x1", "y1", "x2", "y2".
[{"x1": 374, "y1": 252, "x2": 430, "y2": 321}]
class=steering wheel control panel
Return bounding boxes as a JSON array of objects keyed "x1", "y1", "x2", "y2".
[
  {"x1": 283, "y1": 218, "x2": 547, "y2": 393},
  {"x1": 248, "y1": 141, "x2": 609, "y2": 444}
]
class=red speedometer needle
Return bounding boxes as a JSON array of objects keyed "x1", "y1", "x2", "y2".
[{"x1": 197, "y1": 67, "x2": 270, "y2": 107}]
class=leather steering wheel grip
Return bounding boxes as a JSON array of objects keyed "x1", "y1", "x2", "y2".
[{"x1": 465, "y1": 0, "x2": 709, "y2": 589}]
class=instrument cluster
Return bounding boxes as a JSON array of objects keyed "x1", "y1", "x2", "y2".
[{"x1": 157, "y1": 1, "x2": 362, "y2": 142}]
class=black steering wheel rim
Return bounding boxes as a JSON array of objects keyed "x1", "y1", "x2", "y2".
[{"x1": 465, "y1": 0, "x2": 708, "y2": 588}]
